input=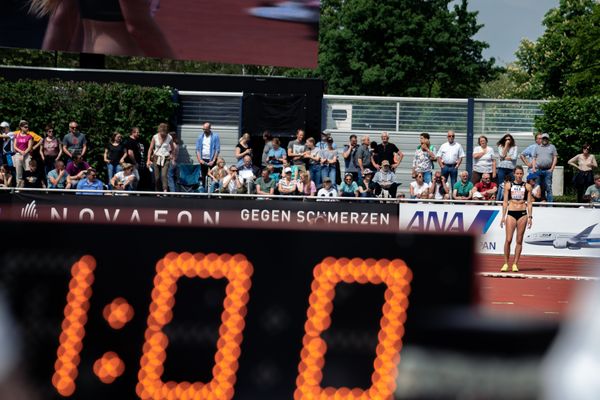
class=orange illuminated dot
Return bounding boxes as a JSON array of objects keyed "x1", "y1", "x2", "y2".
[
  {"x1": 93, "y1": 352, "x2": 125, "y2": 384},
  {"x1": 103, "y1": 297, "x2": 134, "y2": 329},
  {"x1": 294, "y1": 257, "x2": 412, "y2": 400}
]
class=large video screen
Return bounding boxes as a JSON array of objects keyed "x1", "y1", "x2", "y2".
[
  {"x1": 1, "y1": 0, "x2": 319, "y2": 68},
  {"x1": 0, "y1": 221, "x2": 473, "y2": 399}
]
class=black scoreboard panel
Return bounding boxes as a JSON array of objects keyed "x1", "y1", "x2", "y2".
[{"x1": 0, "y1": 223, "x2": 474, "y2": 399}]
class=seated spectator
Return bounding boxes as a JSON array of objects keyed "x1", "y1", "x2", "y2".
[
  {"x1": 220, "y1": 165, "x2": 245, "y2": 194},
  {"x1": 373, "y1": 160, "x2": 399, "y2": 198},
  {"x1": 23, "y1": 160, "x2": 46, "y2": 189},
  {"x1": 111, "y1": 163, "x2": 138, "y2": 191},
  {"x1": 339, "y1": 173, "x2": 359, "y2": 197},
  {"x1": 527, "y1": 172, "x2": 543, "y2": 202},
  {"x1": 358, "y1": 168, "x2": 376, "y2": 198},
  {"x1": 255, "y1": 168, "x2": 276, "y2": 196},
  {"x1": 409, "y1": 172, "x2": 430, "y2": 199},
  {"x1": 297, "y1": 171, "x2": 316, "y2": 196},
  {"x1": 266, "y1": 138, "x2": 286, "y2": 173},
  {"x1": 453, "y1": 171, "x2": 473, "y2": 200},
  {"x1": 208, "y1": 158, "x2": 228, "y2": 193},
  {"x1": 66, "y1": 153, "x2": 90, "y2": 189},
  {"x1": 47, "y1": 160, "x2": 67, "y2": 189},
  {"x1": 472, "y1": 172, "x2": 497, "y2": 201},
  {"x1": 317, "y1": 176, "x2": 338, "y2": 200},
  {"x1": 0, "y1": 165, "x2": 14, "y2": 188},
  {"x1": 583, "y1": 174, "x2": 600, "y2": 203},
  {"x1": 239, "y1": 155, "x2": 260, "y2": 193},
  {"x1": 76, "y1": 168, "x2": 104, "y2": 195},
  {"x1": 429, "y1": 170, "x2": 450, "y2": 200},
  {"x1": 277, "y1": 167, "x2": 297, "y2": 195},
  {"x1": 267, "y1": 164, "x2": 280, "y2": 184}
]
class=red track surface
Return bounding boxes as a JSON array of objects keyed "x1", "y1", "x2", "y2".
[
  {"x1": 476, "y1": 255, "x2": 597, "y2": 319},
  {"x1": 154, "y1": 0, "x2": 318, "y2": 67}
]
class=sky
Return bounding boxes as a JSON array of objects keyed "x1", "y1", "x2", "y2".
[{"x1": 464, "y1": 0, "x2": 559, "y2": 65}]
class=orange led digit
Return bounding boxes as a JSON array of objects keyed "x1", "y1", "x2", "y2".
[
  {"x1": 136, "y1": 252, "x2": 253, "y2": 400},
  {"x1": 294, "y1": 257, "x2": 412, "y2": 400},
  {"x1": 52, "y1": 255, "x2": 97, "y2": 397}
]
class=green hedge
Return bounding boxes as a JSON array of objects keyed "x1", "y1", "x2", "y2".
[{"x1": 0, "y1": 78, "x2": 178, "y2": 180}]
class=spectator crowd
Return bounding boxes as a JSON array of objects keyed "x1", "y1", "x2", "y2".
[{"x1": 0, "y1": 119, "x2": 598, "y2": 203}]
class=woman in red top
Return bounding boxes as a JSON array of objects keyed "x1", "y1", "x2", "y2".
[{"x1": 13, "y1": 120, "x2": 34, "y2": 187}]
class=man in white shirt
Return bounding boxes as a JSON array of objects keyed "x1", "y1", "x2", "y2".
[{"x1": 436, "y1": 130, "x2": 465, "y2": 197}]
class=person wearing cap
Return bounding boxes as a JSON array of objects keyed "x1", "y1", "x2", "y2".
[
  {"x1": 317, "y1": 176, "x2": 338, "y2": 199},
  {"x1": 111, "y1": 163, "x2": 137, "y2": 191},
  {"x1": 319, "y1": 136, "x2": 338, "y2": 187},
  {"x1": 373, "y1": 159, "x2": 399, "y2": 198},
  {"x1": 472, "y1": 172, "x2": 497, "y2": 201},
  {"x1": 277, "y1": 166, "x2": 298, "y2": 195},
  {"x1": 526, "y1": 172, "x2": 543, "y2": 202},
  {"x1": 76, "y1": 168, "x2": 104, "y2": 195},
  {"x1": 372, "y1": 132, "x2": 403, "y2": 172},
  {"x1": 531, "y1": 132, "x2": 558, "y2": 203},
  {"x1": 339, "y1": 172, "x2": 359, "y2": 197},
  {"x1": 220, "y1": 164, "x2": 245, "y2": 194},
  {"x1": 436, "y1": 130, "x2": 465, "y2": 194},
  {"x1": 358, "y1": 168, "x2": 375, "y2": 197}
]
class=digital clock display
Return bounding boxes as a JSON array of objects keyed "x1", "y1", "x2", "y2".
[{"x1": 0, "y1": 222, "x2": 474, "y2": 399}]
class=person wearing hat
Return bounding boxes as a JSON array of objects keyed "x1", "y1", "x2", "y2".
[
  {"x1": 339, "y1": 172, "x2": 359, "y2": 197},
  {"x1": 278, "y1": 166, "x2": 298, "y2": 195},
  {"x1": 358, "y1": 168, "x2": 376, "y2": 197},
  {"x1": 317, "y1": 176, "x2": 338, "y2": 199},
  {"x1": 531, "y1": 132, "x2": 558, "y2": 203},
  {"x1": 373, "y1": 159, "x2": 399, "y2": 198},
  {"x1": 526, "y1": 172, "x2": 543, "y2": 202}
]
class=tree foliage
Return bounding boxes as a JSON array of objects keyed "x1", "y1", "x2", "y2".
[
  {"x1": 317, "y1": 0, "x2": 494, "y2": 97},
  {"x1": 0, "y1": 78, "x2": 177, "y2": 179}
]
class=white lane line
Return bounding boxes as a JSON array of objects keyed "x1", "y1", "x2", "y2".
[
  {"x1": 558, "y1": 301, "x2": 569, "y2": 304},
  {"x1": 478, "y1": 272, "x2": 599, "y2": 281},
  {"x1": 522, "y1": 294, "x2": 535, "y2": 297},
  {"x1": 491, "y1": 301, "x2": 514, "y2": 305},
  {"x1": 544, "y1": 311, "x2": 560, "y2": 315}
]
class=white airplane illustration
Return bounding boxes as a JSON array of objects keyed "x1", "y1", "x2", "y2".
[{"x1": 525, "y1": 223, "x2": 600, "y2": 249}]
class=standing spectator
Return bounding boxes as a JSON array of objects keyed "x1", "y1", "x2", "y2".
[
  {"x1": 453, "y1": 171, "x2": 474, "y2": 200},
  {"x1": 23, "y1": 159, "x2": 46, "y2": 189},
  {"x1": 111, "y1": 163, "x2": 137, "y2": 191},
  {"x1": 208, "y1": 158, "x2": 228, "y2": 193},
  {"x1": 429, "y1": 170, "x2": 450, "y2": 200},
  {"x1": 358, "y1": 168, "x2": 376, "y2": 198},
  {"x1": 76, "y1": 168, "x2": 104, "y2": 195},
  {"x1": 372, "y1": 132, "x2": 403, "y2": 171},
  {"x1": 62, "y1": 121, "x2": 87, "y2": 160},
  {"x1": 255, "y1": 168, "x2": 276, "y2": 196},
  {"x1": 40, "y1": 124, "x2": 62, "y2": 177},
  {"x1": 0, "y1": 121, "x2": 13, "y2": 167},
  {"x1": 167, "y1": 132, "x2": 179, "y2": 193},
  {"x1": 277, "y1": 167, "x2": 298, "y2": 195},
  {"x1": 409, "y1": 172, "x2": 430, "y2": 199},
  {"x1": 13, "y1": 120, "x2": 34, "y2": 187},
  {"x1": 373, "y1": 160, "x2": 399, "y2": 198},
  {"x1": 147, "y1": 123, "x2": 174, "y2": 193},
  {"x1": 317, "y1": 176, "x2": 338, "y2": 199},
  {"x1": 47, "y1": 159, "x2": 67, "y2": 189},
  {"x1": 320, "y1": 136, "x2": 337, "y2": 186},
  {"x1": 583, "y1": 174, "x2": 600, "y2": 203},
  {"x1": 261, "y1": 131, "x2": 273, "y2": 168},
  {"x1": 472, "y1": 135, "x2": 496, "y2": 184},
  {"x1": 356, "y1": 135, "x2": 372, "y2": 182},
  {"x1": 436, "y1": 130, "x2": 465, "y2": 195},
  {"x1": 103, "y1": 132, "x2": 126, "y2": 186},
  {"x1": 124, "y1": 126, "x2": 150, "y2": 189},
  {"x1": 342, "y1": 134, "x2": 360, "y2": 182},
  {"x1": 339, "y1": 172, "x2": 359, "y2": 197},
  {"x1": 287, "y1": 129, "x2": 307, "y2": 173},
  {"x1": 220, "y1": 165, "x2": 245, "y2": 194},
  {"x1": 0, "y1": 165, "x2": 14, "y2": 187},
  {"x1": 266, "y1": 138, "x2": 286, "y2": 173},
  {"x1": 496, "y1": 133, "x2": 518, "y2": 201},
  {"x1": 568, "y1": 144, "x2": 597, "y2": 203},
  {"x1": 531, "y1": 132, "x2": 558, "y2": 203},
  {"x1": 304, "y1": 137, "x2": 322, "y2": 188},
  {"x1": 520, "y1": 132, "x2": 543, "y2": 169},
  {"x1": 235, "y1": 132, "x2": 253, "y2": 168},
  {"x1": 195, "y1": 122, "x2": 220, "y2": 187},
  {"x1": 472, "y1": 172, "x2": 498, "y2": 201},
  {"x1": 65, "y1": 153, "x2": 90, "y2": 189},
  {"x1": 316, "y1": 132, "x2": 336, "y2": 152},
  {"x1": 412, "y1": 132, "x2": 436, "y2": 184},
  {"x1": 297, "y1": 171, "x2": 317, "y2": 196}
]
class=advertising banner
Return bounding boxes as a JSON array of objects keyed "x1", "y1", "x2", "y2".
[{"x1": 399, "y1": 203, "x2": 600, "y2": 258}]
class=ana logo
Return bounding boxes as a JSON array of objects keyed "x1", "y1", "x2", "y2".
[
  {"x1": 21, "y1": 200, "x2": 39, "y2": 220},
  {"x1": 406, "y1": 210, "x2": 499, "y2": 233}
]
